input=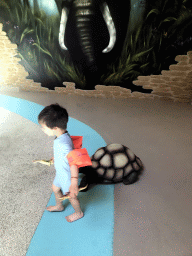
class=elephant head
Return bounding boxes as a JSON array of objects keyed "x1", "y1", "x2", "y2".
[{"x1": 58, "y1": 0, "x2": 117, "y2": 88}]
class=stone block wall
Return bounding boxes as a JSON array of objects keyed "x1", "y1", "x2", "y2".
[
  {"x1": 0, "y1": 23, "x2": 191, "y2": 103},
  {"x1": 0, "y1": 23, "x2": 49, "y2": 93},
  {"x1": 132, "y1": 53, "x2": 192, "y2": 103}
]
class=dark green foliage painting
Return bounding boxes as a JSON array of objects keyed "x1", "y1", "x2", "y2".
[{"x1": 0, "y1": 0, "x2": 192, "y2": 91}]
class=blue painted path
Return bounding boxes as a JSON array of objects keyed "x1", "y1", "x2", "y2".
[{"x1": 0, "y1": 95, "x2": 114, "y2": 256}]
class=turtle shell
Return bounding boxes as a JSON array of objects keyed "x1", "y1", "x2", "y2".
[{"x1": 91, "y1": 144, "x2": 143, "y2": 183}]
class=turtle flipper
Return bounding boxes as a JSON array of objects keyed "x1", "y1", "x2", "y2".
[{"x1": 123, "y1": 171, "x2": 139, "y2": 185}]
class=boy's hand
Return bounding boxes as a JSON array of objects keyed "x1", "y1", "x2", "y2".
[{"x1": 69, "y1": 184, "x2": 79, "y2": 198}]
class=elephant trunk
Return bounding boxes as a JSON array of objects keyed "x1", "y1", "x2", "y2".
[{"x1": 74, "y1": 1, "x2": 96, "y2": 66}]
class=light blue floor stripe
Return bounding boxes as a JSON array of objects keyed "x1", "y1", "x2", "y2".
[{"x1": 0, "y1": 95, "x2": 114, "y2": 256}]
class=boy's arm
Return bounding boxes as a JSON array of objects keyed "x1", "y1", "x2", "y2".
[{"x1": 69, "y1": 165, "x2": 79, "y2": 198}]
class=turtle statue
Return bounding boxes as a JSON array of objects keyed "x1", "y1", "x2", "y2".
[
  {"x1": 33, "y1": 142, "x2": 143, "y2": 192},
  {"x1": 79, "y1": 143, "x2": 143, "y2": 191}
]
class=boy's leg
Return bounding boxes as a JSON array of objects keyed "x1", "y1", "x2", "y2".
[
  {"x1": 46, "y1": 184, "x2": 64, "y2": 212},
  {"x1": 65, "y1": 196, "x2": 84, "y2": 222}
]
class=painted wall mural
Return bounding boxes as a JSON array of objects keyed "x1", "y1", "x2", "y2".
[
  {"x1": 57, "y1": 0, "x2": 130, "y2": 89},
  {"x1": 0, "y1": 0, "x2": 192, "y2": 91}
]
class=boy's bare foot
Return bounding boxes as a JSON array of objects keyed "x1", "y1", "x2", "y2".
[
  {"x1": 65, "y1": 211, "x2": 84, "y2": 222},
  {"x1": 46, "y1": 205, "x2": 64, "y2": 212}
]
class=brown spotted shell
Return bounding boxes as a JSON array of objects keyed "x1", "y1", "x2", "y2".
[{"x1": 91, "y1": 144, "x2": 142, "y2": 182}]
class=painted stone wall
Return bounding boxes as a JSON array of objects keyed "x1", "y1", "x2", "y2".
[
  {"x1": 0, "y1": 23, "x2": 48, "y2": 93},
  {"x1": 0, "y1": 23, "x2": 191, "y2": 103},
  {"x1": 132, "y1": 53, "x2": 192, "y2": 103}
]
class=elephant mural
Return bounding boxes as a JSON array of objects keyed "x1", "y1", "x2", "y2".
[{"x1": 57, "y1": 0, "x2": 131, "y2": 89}]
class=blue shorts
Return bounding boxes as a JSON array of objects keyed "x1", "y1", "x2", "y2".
[
  {"x1": 53, "y1": 132, "x2": 73, "y2": 194},
  {"x1": 53, "y1": 173, "x2": 71, "y2": 195}
]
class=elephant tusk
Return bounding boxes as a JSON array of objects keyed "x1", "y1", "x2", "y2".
[
  {"x1": 101, "y1": 2, "x2": 116, "y2": 53},
  {"x1": 59, "y1": 7, "x2": 69, "y2": 50}
]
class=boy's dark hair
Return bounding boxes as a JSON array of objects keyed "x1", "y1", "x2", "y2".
[{"x1": 38, "y1": 103, "x2": 68, "y2": 130}]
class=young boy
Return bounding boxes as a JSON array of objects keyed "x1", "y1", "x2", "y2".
[{"x1": 38, "y1": 103, "x2": 84, "y2": 223}]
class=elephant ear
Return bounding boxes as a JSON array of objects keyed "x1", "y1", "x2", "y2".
[
  {"x1": 62, "y1": 0, "x2": 74, "y2": 8},
  {"x1": 55, "y1": 0, "x2": 73, "y2": 14},
  {"x1": 54, "y1": 0, "x2": 63, "y2": 14}
]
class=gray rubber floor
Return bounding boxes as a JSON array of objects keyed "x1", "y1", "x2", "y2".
[{"x1": 0, "y1": 91, "x2": 192, "y2": 256}]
